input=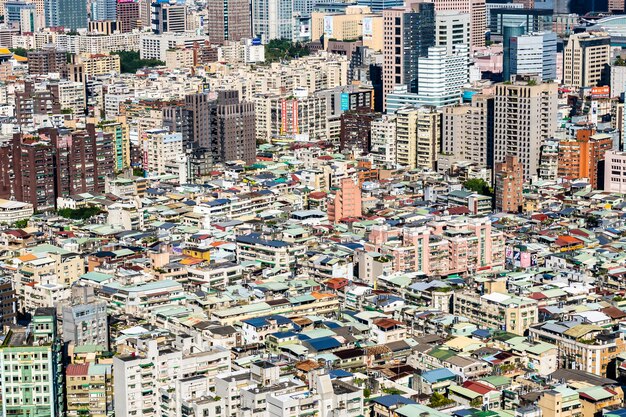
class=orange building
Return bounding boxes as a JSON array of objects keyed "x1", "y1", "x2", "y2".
[
  {"x1": 557, "y1": 128, "x2": 612, "y2": 189},
  {"x1": 495, "y1": 155, "x2": 523, "y2": 213},
  {"x1": 328, "y1": 178, "x2": 362, "y2": 223}
]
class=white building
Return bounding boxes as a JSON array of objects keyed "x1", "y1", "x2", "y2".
[
  {"x1": 142, "y1": 129, "x2": 184, "y2": 176},
  {"x1": 140, "y1": 33, "x2": 210, "y2": 61},
  {"x1": 370, "y1": 115, "x2": 397, "y2": 167},
  {"x1": 416, "y1": 45, "x2": 469, "y2": 107},
  {"x1": 509, "y1": 31, "x2": 557, "y2": 82},
  {"x1": 0, "y1": 199, "x2": 33, "y2": 224},
  {"x1": 435, "y1": 11, "x2": 470, "y2": 54},
  {"x1": 605, "y1": 150, "x2": 626, "y2": 193},
  {"x1": 252, "y1": 0, "x2": 294, "y2": 41}
]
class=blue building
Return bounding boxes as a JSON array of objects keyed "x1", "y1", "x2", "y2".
[
  {"x1": 45, "y1": 0, "x2": 88, "y2": 29},
  {"x1": 356, "y1": 0, "x2": 403, "y2": 13}
]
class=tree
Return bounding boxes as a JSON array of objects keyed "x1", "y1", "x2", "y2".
[
  {"x1": 57, "y1": 206, "x2": 103, "y2": 220},
  {"x1": 429, "y1": 392, "x2": 453, "y2": 408},
  {"x1": 264, "y1": 39, "x2": 310, "y2": 63},
  {"x1": 363, "y1": 388, "x2": 371, "y2": 398},
  {"x1": 463, "y1": 178, "x2": 493, "y2": 196},
  {"x1": 111, "y1": 50, "x2": 164, "y2": 73},
  {"x1": 13, "y1": 219, "x2": 28, "y2": 229},
  {"x1": 616, "y1": 57, "x2": 626, "y2": 66},
  {"x1": 9, "y1": 47, "x2": 29, "y2": 57},
  {"x1": 470, "y1": 397, "x2": 483, "y2": 408}
]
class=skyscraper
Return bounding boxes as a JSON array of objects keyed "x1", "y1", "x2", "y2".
[
  {"x1": 91, "y1": 0, "x2": 116, "y2": 20},
  {"x1": 382, "y1": 2, "x2": 435, "y2": 107},
  {"x1": 44, "y1": 0, "x2": 88, "y2": 29},
  {"x1": 502, "y1": 24, "x2": 525, "y2": 82},
  {"x1": 355, "y1": 0, "x2": 403, "y2": 12},
  {"x1": 509, "y1": 31, "x2": 557, "y2": 82},
  {"x1": 252, "y1": 0, "x2": 293, "y2": 41},
  {"x1": 432, "y1": 0, "x2": 486, "y2": 47},
  {"x1": 435, "y1": 11, "x2": 470, "y2": 54},
  {"x1": 150, "y1": 0, "x2": 186, "y2": 34},
  {"x1": 207, "y1": 0, "x2": 251, "y2": 43},
  {"x1": 116, "y1": 0, "x2": 141, "y2": 32},
  {"x1": 563, "y1": 31, "x2": 611, "y2": 88}
]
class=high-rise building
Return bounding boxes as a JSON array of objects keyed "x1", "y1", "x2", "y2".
[
  {"x1": 4, "y1": 0, "x2": 34, "y2": 26},
  {"x1": 44, "y1": 0, "x2": 88, "y2": 29},
  {"x1": 339, "y1": 108, "x2": 379, "y2": 153},
  {"x1": 150, "y1": 0, "x2": 186, "y2": 34},
  {"x1": 432, "y1": 0, "x2": 485, "y2": 47},
  {"x1": 442, "y1": 93, "x2": 495, "y2": 168},
  {"x1": 0, "y1": 309, "x2": 64, "y2": 417},
  {"x1": 489, "y1": 8, "x2": 553, "y2": 37},
  {"x1": 495, "y1": 155, "x2": 523, "y2": 213},
  {"x1": 609, "y1": 0, "x2": 625, "y2": 12},
  {"x1": 605, "y1": 150, "x2": 626, "y2": 193},
  {"x1": 207, "y1": 0, "x2": 251, "y2": 43},
  {"x1": 27, "y1": 47, "x2": 68, "y2": 77},
  {"x1": 502, "y1": 24, "x2": 525, "y2": 82},
  {"x1": 116, "y1": 0, "x2": 140, "y2": 32},
  {"x1": 91, "y1": 0, "x2": 116, "y2": 20},
  {"x1": 252, "y1": 0, "x2": 293, "y2": 41},
  {"x1": 508, "y1": 31, "x2": 557, "y2": 82},
  {"x1": 435, "y1": 11, "x2": 470, "y2": 54},
  {"x1": 328, "y1": 178, "x2": 362, "y2": 223},
  {"x1": 355, "y1": 0, "x2": 403, "y2": 12},
  {"x1": 395, "y1": 106, "x2": 441, "y2": 170},
  {"x1": 558, "y1": 128, "x2": 613, "y2": 189},
  {"x1": 563, "y1": 32, "x2": 611, "y2": 88},
  {"x1": 494, "y1": 75, "x2": 558, "y2": 179},
  {"x1": 382, "y1": 2, "x2": 435, "y2": 107},
  {"x1": 415, "y1": 45, "x2": 469, "y2": 107},
  {"x1": 370, "y1": 114, "x2": 397, "y2": 167}
]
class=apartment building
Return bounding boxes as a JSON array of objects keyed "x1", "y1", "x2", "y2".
[
  {"x1": 395, "y1": 106, "x2": 441, "y2": 170},
  {"x1": 558, "y1": 129, "x2": 612, "y2": 189},
  {"x1": 605, "y1": 150, "x2": 626, "y2": 193},
  {"x1": 370, "y1": 114, "x2": 397, "y2": 167},
  {"x1": 432, "y1": 0, "x2": 486, "y2": 48},
  {"x1": 494, "y1": 76, "x2": 558, "y2": 179},
  {"x1": 66, "y1": 363, "x2": 113, "y2": 417},
  {"x1": 563, "y1": 32, "x2": 611, "y2": 88},
  {"x1": 495, "y1": 155, "x2": 523, "y2": 213},
  {"x1": 0, "y1": 278, "x2": 16, "y2": 326},
  {"x1": 328, "y1": 178, "x2": 362, "y2": 223},
  {"x1": 72, "y1": 53, "x2": 121, "y2": 77},
  {"x1": 206, "y1": 0, "x2": 251, "y2": 43},
  {"x1": 453, "y1": 291, "x2": 538, "y2": 335},
  {"x1": 142, "y1": 129, "x2": 184, "y2": 176},
  {"x1": 236, "y1": 233, "x2": 306, "y2": 272}
]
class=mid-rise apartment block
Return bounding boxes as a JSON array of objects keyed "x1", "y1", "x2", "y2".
[
  {"x1": 563, "y1": 32, "x2": 611, "y2": 88},
  {"x1": 495, "y1": 155, "x2": 523, "y2": 213}
]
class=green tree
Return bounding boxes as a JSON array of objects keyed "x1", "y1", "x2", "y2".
[
  {"x1": 470, "y1": 397, "x2": 483, "y2": 408},
  {"x1": 13, "y1": 219, "x2": 28, "y2": 229},
  {"x1": 615, "y1": 57, "x2": 626, "y2": 66},
  {"x1": 463, "y1": 178, "x2": 493, "y2": 196},
  {"x1": 264, "y1": 39, "x2": 310, "y2": 63},
  {"x1": 363, "y1": 388, "x2": 371, "y2": 398},
  {"x1": 111, "y1": 50, "x2": 164, "y2": 73},
  {"x1": 429, "y1": 392, "x2": 454, "y2": 408},
  {"x1": 57, "y1": 207, "x2": 103, "y2": 220},
  {"x1": 9, "y1": 47, "x2": 29, "y2": 57}
]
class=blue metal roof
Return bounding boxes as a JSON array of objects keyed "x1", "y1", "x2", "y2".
[
  {"x1": 421, "y1": 368, "x2": 457, "y2": 384},
  {"x1": 305, "y1": 336, "x2": 342, "y2": 352},
  {"x1": 371, "y1": 395, "x2": 417, "y2": 408},
  {"x1": 236, "y1": 233, "x2": 290, "y2": 248},
  {"x1": 241, "y1": 315, "x2": 292, "y2": 328},
  {"x1": 329, "y1": 369, "x2": 353, "y2": 379}
]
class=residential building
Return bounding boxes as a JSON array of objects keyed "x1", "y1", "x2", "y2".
[
  {"x1": 395, "y1": 106, "x2": 441, "y2": 170},
  {"x1": 495, "y1": 155, "x2": 523, "y2": 213},
  {"x1": 605, "y1": 150, "x2": 626, "y2": 193},
  {"x1": 142, "y1": 129, "x2": 184, "y2": 175},
  {"x1": 236, "y1": 233, "x2": 306, "y2": 272},
  {"x1": 328, "y1": 178, "x2": 362, "y2": 223},
  {"x1": 557, "y1": 129, "x2": 612, "y2": 189},
  {"x1": 62, "y1": 287, "x2": 109, "y2": 348},
  {"x1": 116, "y1": 0, "x2": 141, "y2": 32},
  {"x1": 563, "y1": 32, "x2": 611, "y2": 88},
  {"x1": 27, "y1": 47, "x2": 68, "y2": 77},
  {"x1": 339, "y1": 108, "x2": 379, "y2": 154},
  {"x1": 493, "y1": 76, "x2": 558, "y2": 179},
  {"x1": 66, "y1": 363, "x2": 114, "y2": 417},
  {"x1": 0, "y1": 278, "x2": 16, "y2": 326},
  {"x1": 370, "y1": 114, "x2": 397, "y2": 167}
]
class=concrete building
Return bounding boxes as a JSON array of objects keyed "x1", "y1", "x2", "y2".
[
  {"x1": 62, "y1": 287, "x2": 109, "y2": 348},
  {"x1": 395, "y1": 106, "x2": 441, "y2": 170},
  {"x1": 0, "y1": 309, "x2": 64, "y2": 417},
  {"x1": 91, "y1": 0, "x2": 116, "y2": 21},
  {"x1": 339, "y1": 108, "x2": 379, "y2": 154},
  {"x1": 435, "y1": 11, "x2": 470, "y2": 54},
  {"x1": 236, "y1": 233, "x2": 306, "y2": 272},
  {"x1": 207, "y1": 0, "x2": 251, "y2": 43},
  {"x1": 370, "y1": 114, "x2": 397, "y2": 167},
  {"x1": 72, "y1": 53, "x2": 121, "y2": 77},
  {"x1": 507, "y1": 31, "x2": 557, "y2": 82},
  {"x1": 495, "y1": 155, "x2": 523, "y2": 213},
  {"x1": 611, "y1": 64, "x2": 626, "y2": 99},
  {"x1": 605, "y1": 150, "x2": 626, "y2": 193},
  {"x1": 0, "y1": 199, "x2": 34, "y2": 224},
  {"x1": 563, "y1": 32, "x2": 611, "y2": 88},
  {"x1": 432, "y1": 0, "x2": 485, "y2": 48},
  {"x1": 116, "y1": 0, "x2": 141, "y2": 32},
  {"x1": 558, "y1": 129, "x2": 612, "y2": 189},
  {"x1": 252, "y1": 0, "x2": 293, "y2": 41},
  {"x1": 311, "y1": 6, "x2": 383, "y2": 51},
  {"x1": 328, "y1": 178, "x2": 362, "y2": 223},
  {"x1": 0, "y1": 278, "x2": 16, "y2": 326},
  {"x1": 493, "y1": 76, "x2": 558, "y2": 179},
  {"x1": 442, "y1": 94, "x2": 494, "y2": 168},
  {"x1": 27, "y1": 47, "x2": 68, "y2": 77},
  {"x1": 142, "y1": 129, "x2": 184, "y2": 175},
  {"x1": 44, "y1": 0, "x2": 88, "y2": 29},
  {"x1": 66, "y1": 363, "x2": 113, "y2": 417},
  {"x1": 415, "y1": 45, "x2": 469, "y2": 107},
  {"x1": 140, "y1": 32, "x2": 209, "y2": 61},
  {"x1": 382, "y1": 2, "x2": 435, "y2": 107},
  {"x1": 150, "y1": 1, "x2": 186, "y2": 34}
]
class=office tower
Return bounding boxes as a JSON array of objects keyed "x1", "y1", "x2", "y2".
[
  {"x1": 502, "y1": 24, "x2": 525, "y2": 82},
  {"x1": 116, "y1": 0, "x2": 140, "y2": 32},
  {"x1": 489, "y1": 8, "x2": 553, "y2": 37},
  {"x1": 494, "y1": 75, "x2": 558, "y2": 180},
  {"x1": 435, "y1": 11, "x2": 470, "y2": 54},
  {"x1": 356, "y1": 0, "x2": 403, "y2": 12},
  {"x1": 0, "y1": 278, "x2": 16, "y2": 326},
  {"x1": 45, "y1": 0, "x2": 88, "y2": 29},
  {"x1": 252, "y1": 0, "x2": 293, "y2": 41},
  {"x1": 563, "y1": 32, "x2": 611, "y2": 88},
  {"x1": 91, "y1": 0, "x2": 116, "y2": 20},
  {"x1": 558, "y1": 128, "x2": 612, "y2": 189},
  {"x1": 442, "y1": 94, "x2": 495, "y2": 168},
  {"x1": 605, "y1": 150, "x2": 626, "y2": 192},
  {"x1": 507, "y1": 31, "x2": 557, "y2": 82},
  {"x1": 27, "y1": 47, "x2": 68, "y2": 77},
  {"x1": 62, "y1": 286, "x2": 110, "y2": 348},
  {"x1": 495, "y1": 155, "x2": 523, "y2": 213},
  {"x1": 339, "y1": 108, "x2": 379, "y2": 153},
  {"x1": 416, "y1": 45, "x2": 469, "y2": 107},
  {"x1": 395, "y1": 106, "x2": 441, "y2": 170},
  {"x1": 0, "y1": 309, "x2": 64, "y2": 417},
  {"x1": 151, "y1": 0, "x2": 186, "y2": 34},
  {"x1": 328, "y1": 178, "x2": 362, "y2": 223},
  {"x1": 19, "y1": 6, "x2": 39, "y2": 32},
  {"x1": 207, "y1": 0, "x2": 251, "y2": 43},
  {"x1": 382, "y1": 2, "x2": 435, "y2": 106},
  {"x1": 4, "y1": 1, "x2": 34, "y2": 26},
  {"x1": 432, "y1": 0, "x2": 485, "y2": 47}
]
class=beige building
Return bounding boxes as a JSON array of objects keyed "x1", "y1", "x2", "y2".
[
  {"x1": 538, "y1": 387, "x2": 582, "y2": 417},
  {"x1": 165, "y1": 47, "x2": 195, "y2": 69},
  {"x1": 395, "y1": 107, "x2": 441, "y2": 170},
  {"x1": 66, "y1": 363, "x2": 113, "y2": 417},
  {"x1": 494, "y1": 76, "x2": 558, "y2": 179},
  {"x1": 442, "y1": 94, "x2": 494, "y2": 167},
  {"x1": 74, "y1": 53, "x2": 121, "y2": 76},
  {"x1": 432, "y1": 0, "x2": 485, "y2": 47},
  {"x1": 453, "y1": 291, "x2": 538, "y2": 335},
  {"x1": 435, "y1": 11, "x2": 471, "y2": 54},
  {"x1": 311, "y1": 6, "x2": 383, "y2": 51},
  {"x1": 563, "y1": 32, "x2": 611, "y2": 88}
]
